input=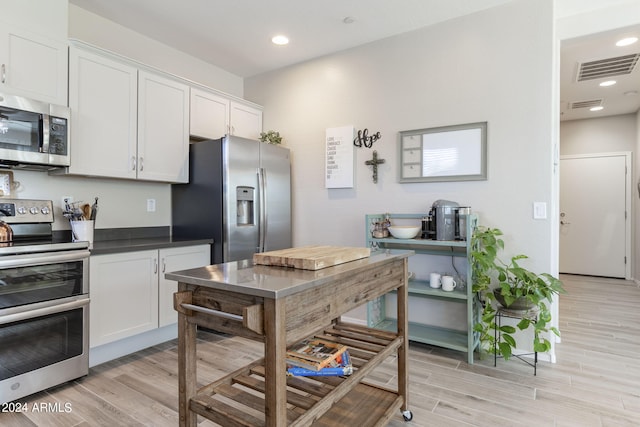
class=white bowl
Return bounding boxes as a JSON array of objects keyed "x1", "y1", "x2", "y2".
[{"x1": 387, "y1": 225, "x2": 421, "y2": 239}]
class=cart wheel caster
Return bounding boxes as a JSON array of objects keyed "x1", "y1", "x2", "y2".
[{"x1": 402, "y1": 410, "x2": 413, "y2": 421}]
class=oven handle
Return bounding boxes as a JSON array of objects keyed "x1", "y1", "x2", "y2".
[
  {"x1": 0, "y1": 297, "x2": 90, "y2": 326},
  {"x1": 0, "y1": 249, "x2": 90, "y2": 269}
]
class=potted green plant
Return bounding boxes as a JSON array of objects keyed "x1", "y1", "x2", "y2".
[
  {"x1": 259, "y1": 130, "x2": 282, "y2": 145},
  {"x1": 471, "y1": 226, "x2": 566, "y2": 360}
]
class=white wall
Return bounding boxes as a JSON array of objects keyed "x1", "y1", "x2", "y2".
[
  {"x1": 246, "y1": 0, "x2": 556, "y2": 271},
  {"x1": 560, "y1": 114, "x2": 637, "y2": 155}
]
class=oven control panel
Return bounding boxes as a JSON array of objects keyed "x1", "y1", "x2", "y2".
[{"x1": 0, "y1": 199, "x2": 53, "y2": 224}]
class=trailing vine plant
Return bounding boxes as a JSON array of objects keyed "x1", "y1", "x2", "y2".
[{"x1": 471, "y1": 226, "x2": 566, "y2": 360}]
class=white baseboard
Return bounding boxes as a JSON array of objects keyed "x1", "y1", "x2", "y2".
[{"x1": 89, "y1": 324, "x2": 177, "y2": 367}]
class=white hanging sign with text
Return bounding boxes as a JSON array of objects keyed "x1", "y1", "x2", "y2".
[{"x1": 325, "y1": 126, "x2": 355, "y2": 188}]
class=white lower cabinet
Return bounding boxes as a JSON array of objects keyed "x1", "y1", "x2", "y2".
[
  {"x1": 90, "y1": 245, "x2": 210, "y2": 347},
  {"x1": 90, "y1": 250, "x2": 158, "y2": 347}
]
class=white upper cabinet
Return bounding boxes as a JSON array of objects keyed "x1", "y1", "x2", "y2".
[
  {"x1": 1, "y1": 0, "x2": 68, "y2": 105},
  {"x1": 68, "y1": 46, "x2": 190, "y2": 183},
  {"x1": 68, "y1": 47, "x2": 138, "y2": 179},
  {"x1": 138, "y1": 71, "x2": 190, "y2": 183},
  {"x1": 189, "y1": 87, "x2": 263, "y2": 141},
  {"x1": 230, "y1": 101, "x2": 263, "y2": 140},
  {"x1": 190, "y1": 87, "x2": 230, "y2": 140}
]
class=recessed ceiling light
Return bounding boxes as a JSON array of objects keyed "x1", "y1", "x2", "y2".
[
  {"x1": 616, "y1": 37, "x2": 638, "y2": 47},
  {"x1": 271, "y1": 35, "x2": 289, "y2": 46},
  {"x1": 590, "y1": 106, "x2": 604, "y2": 112},
  {"x1": 599, "y1": 80, "x2": 617, "y2": 87}
]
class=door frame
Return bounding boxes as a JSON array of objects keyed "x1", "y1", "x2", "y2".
[{"x1": 560, "y1": 151, "x2": 632, "y2": 280}]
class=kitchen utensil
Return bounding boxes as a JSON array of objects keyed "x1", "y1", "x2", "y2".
[
  {"x1": 90, "y1": 197, "x2": 98, "y2": 220},
  {"x1": 82, "y1": 204, "x2": 91, "y2": 220}
]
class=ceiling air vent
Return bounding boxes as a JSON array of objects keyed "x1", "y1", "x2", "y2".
[
  {"x1": 577, "y1": 53, "x2": 640, "y2": 81},
  {"x1": 570, "y1": 99, "x2": 603, "y2": 109}
]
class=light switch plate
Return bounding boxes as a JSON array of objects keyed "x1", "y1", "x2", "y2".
[{"x1": 533, "y1": 202, "x2": 547, "y2": 219}]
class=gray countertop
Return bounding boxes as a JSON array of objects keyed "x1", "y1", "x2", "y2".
[
  {"x1": 56, "y1": 226, "x2": 213, "y2": 255},
  {"x1": 90, "y1": 236, "x2": 213, "y2": 255},
  {"x1": 164, "y1": 249, "x2": 413, "y2": 299}
]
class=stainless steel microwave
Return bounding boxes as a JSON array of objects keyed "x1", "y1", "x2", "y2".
[{"x1": 0, "y1": 93, "x2": 70, "y2": 170}]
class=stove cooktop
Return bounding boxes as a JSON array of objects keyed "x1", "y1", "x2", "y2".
[{"x1": 0, "y1": 198, "x2": 90, "y2": 256}]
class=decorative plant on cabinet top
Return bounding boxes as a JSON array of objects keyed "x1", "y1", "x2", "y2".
[
  {"x1": 259, "y1": 130, "x2": 282, "y2": 145},
  {"x1": 471, "y1": 226, "x2": 566, "y2": 360}
]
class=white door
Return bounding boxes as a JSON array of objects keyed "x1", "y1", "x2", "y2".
[{"x1": 559, "y1": 153, "x2": 629, "y2": 278}]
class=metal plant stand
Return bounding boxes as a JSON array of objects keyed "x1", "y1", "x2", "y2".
[{"x1": 494, "y1": 307, "x2": 539, "y2": 375}]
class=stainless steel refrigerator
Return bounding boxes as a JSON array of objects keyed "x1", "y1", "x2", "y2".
[{"x1": 171, "y1": 135, "x2": 291, "y2": 264}]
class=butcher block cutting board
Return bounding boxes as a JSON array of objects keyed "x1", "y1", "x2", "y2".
[{"x1": 253, "y1": 245, "x2": 371, "y2": 270}]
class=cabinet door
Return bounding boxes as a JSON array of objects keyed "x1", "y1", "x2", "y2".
[
  {"x1": 190, "y1": 87, "x2": 230, "y2": 140},
  {"x1": 158, "y1": 245, "x2": 211, "y2": 327},
  {"x1": 230, "y1": 101, "x2": 262, "y2": 140},
  {"x1": 0, "y1": 25, "x2": 68, "y2": 105},
  {"x1": 138, "y1": 70, "x2": 190, "y2": 183},
  {"x1": 89, "y1": 251, "x2": 159, "y2": 347},
  {"x1": 68, "y1": 47, "x2": 138, "y2": 179}
]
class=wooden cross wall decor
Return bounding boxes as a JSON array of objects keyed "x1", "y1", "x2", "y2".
[{"x1": 365, "y1": 150, "x2": 385, "y2": 183}]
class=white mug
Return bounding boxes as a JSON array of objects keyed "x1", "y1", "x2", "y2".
[
  {"x1": 442, "y1": 275, "x2": 457, "y2": 291},
  {"x1": 429, "y1": 273, "x2": 441, "y2": 289}
]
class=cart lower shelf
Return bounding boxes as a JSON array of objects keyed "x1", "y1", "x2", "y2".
[{"x1": 189, "y1": 322, "x2": 406, "y2": 427}]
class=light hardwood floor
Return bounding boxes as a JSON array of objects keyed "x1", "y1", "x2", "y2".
[{"x1": 2, "y1": 274, "x2": 640, "y2": 426}]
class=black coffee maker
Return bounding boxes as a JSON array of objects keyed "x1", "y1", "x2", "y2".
[{"x1": 422, "y1": 200, "x2": 464, "y2": 241}]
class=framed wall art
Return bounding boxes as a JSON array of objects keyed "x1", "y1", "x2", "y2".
[{"x1": 399, "y1": 122, "x2": 487, "y2": 183}]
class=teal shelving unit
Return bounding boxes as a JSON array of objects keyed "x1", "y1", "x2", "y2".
[{"x1": 365, "y1": 213, "x2": 480, "y2": 364}]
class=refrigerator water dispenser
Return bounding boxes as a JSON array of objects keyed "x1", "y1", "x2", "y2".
[{"x1": 236, "y1": 186, "x2": 255, "y2": 225}]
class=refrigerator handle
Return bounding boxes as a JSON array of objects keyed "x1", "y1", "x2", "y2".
[{"x1": 258, "y1": 167, "x2": 267, "y2": 252}]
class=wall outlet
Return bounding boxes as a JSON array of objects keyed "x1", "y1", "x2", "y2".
[{"x1": 146, "y1": 198, "x2": 156, "y2": 212}]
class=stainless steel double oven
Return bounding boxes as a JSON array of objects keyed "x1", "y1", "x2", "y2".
[{"x1": 0, "y1": 199, "x2": 90, "y2": 403}]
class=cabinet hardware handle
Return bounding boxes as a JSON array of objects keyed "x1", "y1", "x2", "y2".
[
  {"x1": 1, "y1": 64, "x2": 5, "y2": 84},
  {"x1": 131, "y1": 156, "x2": 136, "y2": 171},
  {"x1": 162, "y1": 258, "x2": 166, "y2": 273},
  {"x1": 139, "y1": 157, "x2": 144, "y2": 171},
  {"x1": 154, "y1": 258, "x2": 158, "y2": 274}
]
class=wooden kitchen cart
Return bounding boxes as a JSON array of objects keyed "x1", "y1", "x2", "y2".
[
  {"x1": 165, "y1": 249, "x2": 414, "y2": 427},
  {"x1": 365, "y1": 214, "x2": 480, "y2": 364}
]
